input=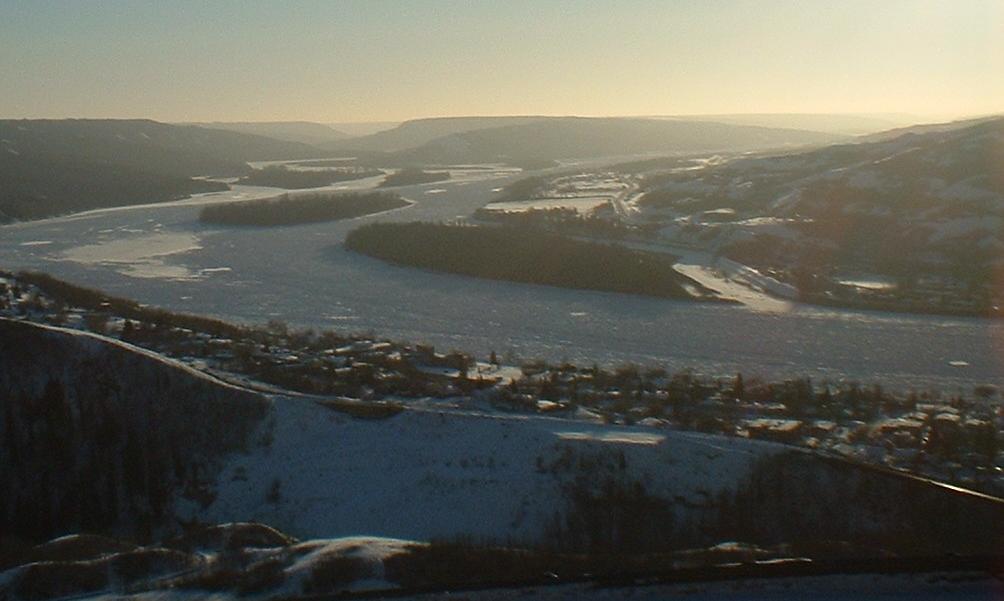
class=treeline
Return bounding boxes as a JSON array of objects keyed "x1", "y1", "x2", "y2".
[
  {"x1": 345, "y1": 222, "x2": 712, "y2": 300},
  {"x1": 237, "y1": 165, "x2": 382, "y2": 189},
  {"x1": 379, "y1": 168, "x2": 450, "y2": 187},
  {"x1": 199, "y1": 192, "x2": 409, "y2": 227},
  {"x1": 546, "y1": 449, "x2": 1004, "y2": 556},
  {"x1": 718, "y1": 452, "x2": 1004, "y2": 556}
]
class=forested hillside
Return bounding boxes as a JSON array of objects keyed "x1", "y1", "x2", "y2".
[
  {"x1": 0, "y1": 119, "x2": 328, "y2": 222},
  {"x1": 0, "y1": 319, "x2": 269, "y2": 541},
  {"x1": 0, "y1": 120, "x2": 322, "y2": 176},
  {"x1": 0, "y1": 153, "x2": 227, "y2": 222}
]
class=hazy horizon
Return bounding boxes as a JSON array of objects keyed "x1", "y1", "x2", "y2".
[
  {"x1": 2, "y1": 0, "x2": 1002, "y2": 123},
  {"x1": 188, "y1": 111, "x2": 990, "y2": 127}
]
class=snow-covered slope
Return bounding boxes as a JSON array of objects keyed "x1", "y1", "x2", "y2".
[
  {"x1": 639, "y1": 116, "x2": 1004, "y2": 284},
  {"x1": 195, "y1": 397, "x2": 778, "y2": 543},
  {"x1": 195, "y1": 395, "x2": 1004, "y2": 555}
]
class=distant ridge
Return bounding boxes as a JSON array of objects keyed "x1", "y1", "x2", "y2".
[
  {"x1": 377, "y1": 116, "x2": 848, "y2": 165},
  {"x1": 327, "y1": 120, "x2": 400, "y2": 137},
  {"x1": 857, "y1": 114, "x2": 1004, "y2": 142},
  {"x1": 0, "y1": 119, "x2": 327, "y2": 221},
  {"x1": 323, "y1": 115, "x2": 554, "y2": 152},
  {"x1": 186, "y1": 120, "x2": 351, "y2": 145},
  {"x1": 651, "y1": 113, "x2": 916, "y2": 135},
  {"x1": 0, "y1": 118, "x2": 325, "y2": 174}
]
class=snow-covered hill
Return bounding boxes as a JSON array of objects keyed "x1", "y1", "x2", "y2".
[
  {"x1": 643, "y1": 117, "x2": 1003, "y2": 226},
  {"x1": 638, "y1": 116, "x2": 1004, "y2": 300}
]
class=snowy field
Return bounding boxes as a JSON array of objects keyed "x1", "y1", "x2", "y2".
[
  {"x1": 189, "y1": 394, "x2": 780, "y2": 542},
  {"x1": 2, "y1": 172, "x2": 1004, "y2": 391}
]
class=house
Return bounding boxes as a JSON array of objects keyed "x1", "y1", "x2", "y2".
[{"x1": 744, "y1": 418, "x2": 803, "y2": 444}]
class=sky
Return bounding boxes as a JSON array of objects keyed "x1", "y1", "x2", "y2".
[{"x1": 1, "y1": 0, "x2": 1002, "y2": 123}]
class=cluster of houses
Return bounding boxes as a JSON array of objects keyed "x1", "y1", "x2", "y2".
[
  {"x1": 1, "y1": 272, "x2": 1002, "y2": 496},
  {"x1": 0, "y1": 273, "x2": 502, "y2": 401},
  {"x1": 490, "y1": 362, "x2": 1003, "y2": 494}
]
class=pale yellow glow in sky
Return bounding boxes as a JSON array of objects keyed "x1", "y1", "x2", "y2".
[{"x1": 1, "y1": 1, "x2": 1001, "y2": 122}]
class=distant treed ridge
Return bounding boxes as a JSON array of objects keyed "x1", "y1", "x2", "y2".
[{"x1": 199, "y1": 192, "x2": 410, "y2": 226}]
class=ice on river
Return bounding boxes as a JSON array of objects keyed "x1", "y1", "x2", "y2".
[{"x1": 3, "y1": 170, "x2": 1004, "y2": 391}]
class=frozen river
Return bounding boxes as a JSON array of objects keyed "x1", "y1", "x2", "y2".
[{"x1": 2, "y1": 171, "x2": 1003, "y2": 391}]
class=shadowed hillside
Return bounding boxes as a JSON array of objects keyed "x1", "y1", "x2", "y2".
[
  {"x1": 0, "y1": 153, "x2": 227, "y2": 222},
  {"x1": 0, "y1": 119, "x2": 329, "y2": 222},
  {"x1": 0, "y1": 119, "x2": 323, "y2": 176},
  {"x1": 0, "y1": 319, "x2": 270, "y2": 542}
]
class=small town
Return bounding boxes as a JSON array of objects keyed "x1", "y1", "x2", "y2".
[{"x1": 3, "y1": 270, "x2": 1001, "y2": 497}]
